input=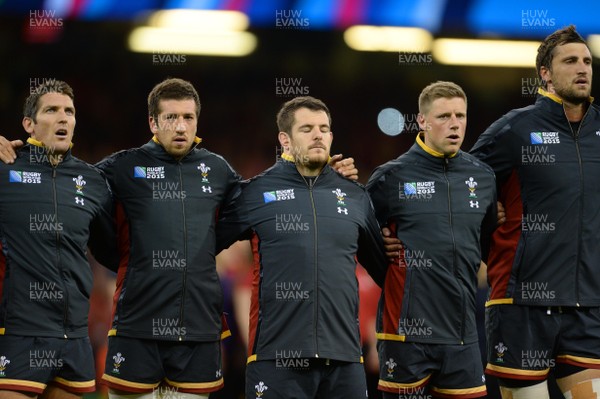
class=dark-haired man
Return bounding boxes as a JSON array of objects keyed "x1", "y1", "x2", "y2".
[
  {"x1": 0, "y1": 80, "x2": 358, "y2": 399},
  {"x1": 97, "y1": 78, "x2": 241, "y2": 399},
  {"x1": 217, "y1": 96, "x2": 388, "y2": 399},
  {"x1": 471, "y1": 25, "x2": 600, "y2": 398},
  {"x1": 0, "y1": 81, "x2": 116, "y2": 399}
]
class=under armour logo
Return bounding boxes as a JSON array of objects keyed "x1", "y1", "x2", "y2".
[
  {"x1": 75, "y1": 197, "x2": 84, "y2": 205},
  {"x1": 469, "y1": 200, "x2": 479, "y2": 208},
  {"x1": 216, "y1": 369, "x2": 222, "y2": 378},
  {"x1": 337, "y1": 207, "x2": 348, "y2": 215},
  {"x1": 202, "y1": 186, "x2": 212, "y2": 193}
]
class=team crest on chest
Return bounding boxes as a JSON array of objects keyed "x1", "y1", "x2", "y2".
[
  {"x1": 465, "y1": 177, "x2": 477, "y2": 199},
  {"x1": 73, "y1": 175, "x2": 86, "y2": 195},
  {"x1": 332, "y1": 188, "x2": 348, "y2": 215},
  {"x1": 197, "y1": 163, "x2": 212, "y2": 193},
  {"x1": 197, "y1": 163, "x2": 211, "y2": 183}
]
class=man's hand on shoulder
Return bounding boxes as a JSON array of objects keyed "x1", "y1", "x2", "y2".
[
  {"x1": 0, "y1": 136, "x2": 24, "y2": 164},
  {"x1": 330, "y1": 154, "x2": 358, "y2": 181}
]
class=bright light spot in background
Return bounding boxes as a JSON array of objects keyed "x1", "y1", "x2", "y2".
[
  {"x1": 377, "y1": 108, "x2": 404, "y2": 136},
  {"x1": 128, "y1": 27, "x2": 256, "y2": 56},
  {"x1": 344, "y1": 25, "x2": 433, "y2": 52},
  {"x1": 432, "y1": 38, "x2": 539, "y2": 67},
  {"x1": 588, "y1": 35, "x2": 600, "y2": 59},
  {"x1": 148, "y1": 9, "x2": 249, "y2": 31},
  {"x1": 128, "y1": 9, "x2": 256, "y2": 57}
]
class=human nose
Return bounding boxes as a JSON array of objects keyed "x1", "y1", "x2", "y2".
[
  {"x1": 449, "y1": 114, "x2": 459, "y2": 129},
  {"x1": 57, "y1": 109, "x2": 69, "y2": 123},
  {"x1": 175, "y1": 116, "x2": 187, "y2": 133}
]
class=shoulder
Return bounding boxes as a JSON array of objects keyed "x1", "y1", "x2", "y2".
[
  {"x1": 95, "y1": 147, "x2": 142, "y2": 171},
  {"x1": 368, "y1": 156, "x2": 408, "y2": 184},
  {"x1": 245, "y1": 161, "x2": 287, "y2": 183},
  {"x1": 485, "y1": 104, "x2": 539, "y2": 137},
  {"x1": 459, "y1": 152, "x2": 495, "y2": 177},
  {"x1": 329, "y1": 168, "x2": 366, "y2": 191},
  {"x1": 194, "y1": 148, "x2": 239, "y2": 174},
  {"x1": 70, "y1": 156, "x2": 103, "y2": 174},
  {"x1": 67, "y1": 156, "x2": 111, "y2": 193}
]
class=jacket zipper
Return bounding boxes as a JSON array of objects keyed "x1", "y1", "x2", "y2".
[
  {"x1": 563, "y1": 105, "x2": 590, "y2": 307},
  {"x1": 172, "y1": 141, "x2": 198, "y2": 340},
  {"x1": 177, "y1": 163, "x2": 187, "y2": 340},
  {"x1": 443, "y1": 158, "x2": 464, "y2": 344},
  {"x1": 52, "y1": 167, "x2": 68, "y2": 338},
  {"x1": 300, "y1": 173, "x2": 321, "y2": 358}
]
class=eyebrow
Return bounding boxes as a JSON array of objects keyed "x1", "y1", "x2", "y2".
[
  {"x1": 43, "y1": 105, "x2": 75, "y2": 113},
  {"x1": 435, "y1": 111, "x2": 465, "y2": 117},
  {"x1": 163, "y1": 112, "x2": 195, "y2": 118},
  {"x1": 298, "y1": 123, "x2": 330, "y2": 129},
  {"x1": 560, "y1": 54, "x2": 591, "y2": 62}
]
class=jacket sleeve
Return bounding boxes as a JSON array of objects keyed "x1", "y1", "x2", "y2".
[
  {"x1": 365, "y1": 166, "x2": 390, "y2": 226},
  {"x1": 356, "y1": 191, "x2": 388, "y2": 288},
  {"x1": 221, "y1": 158, "x2": 243, "y2": 207},
  {"x1": 88, "y1": 174, "x2": 119, "y2": 272},
  {"x1": 479, "y1": 178, "x2": 498, "y2": 263},
  {"x1": 216, "y1": 181, "x2": 252, "y2": 254},
  {"x1": 469, "y1": 115, "x2": 519, "y2": 188}
]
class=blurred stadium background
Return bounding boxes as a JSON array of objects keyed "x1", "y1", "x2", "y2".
[{"x1": 0, "y1": 0, "x2": 597, "y2": 398}]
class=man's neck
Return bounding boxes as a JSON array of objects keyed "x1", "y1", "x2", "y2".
[
  {"x1": 281, "y1": 151, "x2": 324, "y2": 176},
  {"x1": 295, "y1": 162, "x2": 324, "y2": 177},
  {"x1": 562, "y1": 100, "x2": 587, "y2": 122},
  {"x1": 545, "y1": 86, "x2": 588, "y2": 122},
  {"x1": 49, "y1": 153, "x2": 63, "y2": 166}
]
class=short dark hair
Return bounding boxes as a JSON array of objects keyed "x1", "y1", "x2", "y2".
[
  {"x1": 148, "y1": 78, "x2": 201, "y2": 119},
  {"x1": 23, "y1": 80, "x2": 74, "y2": 122},
  {"x1": 418, "y1": 81, "x2": 467, "y2": 115},
  {"x1": 536, "y1": 25, "x2": 588, "y2": 89},
  {"x1": 276, "y1": 96, "x2": 331, "y2": 134}
]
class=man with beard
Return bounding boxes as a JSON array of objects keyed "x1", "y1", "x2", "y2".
[
  {"x1": 217, "y1": 96, "x2": 387, "y2": 399},
  {"x1": 470, "y1": 25, "x2": 600, "y2": 399}
]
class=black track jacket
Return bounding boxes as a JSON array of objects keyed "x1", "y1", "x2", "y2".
[
  {"x1": 368, "y1": 135, "x2": 497, "y2": 345},
  {"x1": 0, "y1": 138, "x2": 115, "y2": 338},
  {"x1": 96, "y1": 137, "x2": 240, "y2": 341},
  {"x1": 217, "y1": 155, "x2": 387, "y2": 363}
]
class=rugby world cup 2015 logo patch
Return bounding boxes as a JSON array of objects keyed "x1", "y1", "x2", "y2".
[
  {"x1": 404, "y1": 181, "x2": 435, "y2": 195},
  {"x1": 403, "y1": 181, "x2": 435, "y2": 195},
  {"x1": 134, "y1": 166, "x2": 165, "y2": 179},
  {"x1": 9, "y1": 170, "x2": 41, "y2": 184},
  {"x1": 530, "y1": 132, "x2": 560, "y2": 145},
  {"x1": 263, "y1": 189, "x2": 295, "y2": 203},
  {"x1": 400, "y1": 181, "x2": 435, "y2": 201}
]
